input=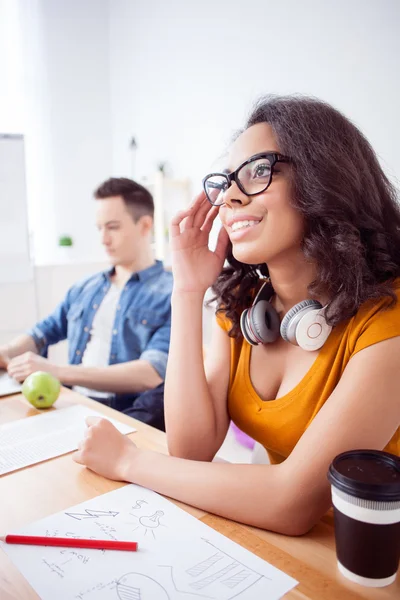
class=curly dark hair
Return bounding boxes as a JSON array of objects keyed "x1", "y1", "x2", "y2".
[{"x1": 211, "y1": 95, "x2": 400, "y2": 337}]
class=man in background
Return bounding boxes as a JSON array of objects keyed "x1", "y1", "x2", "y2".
[{"x1": 0, "y1": 178, "x2": 172, "y2": 430}]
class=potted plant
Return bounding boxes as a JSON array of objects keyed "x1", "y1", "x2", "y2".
[
  {"x1": 58, "y1": 235, "x2": 73, "y2": 247},
  {"x1": 58, "y1": 235, "x2": 74, "y2": 261}
]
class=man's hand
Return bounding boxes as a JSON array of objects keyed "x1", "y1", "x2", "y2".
[
  {"x1": 7, "y1": 352, "x2": 60, "y2": 382},
  {"x1": 0, "y1": 348, "x2": 10, "y2": 370},
  {"x1": 73, "y1": 417, "x2": 138, "y2": 481}
]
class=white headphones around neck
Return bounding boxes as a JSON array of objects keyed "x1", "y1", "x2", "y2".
[{"x1": 240, "y1": 282, "x2": 332, "y2": 351}]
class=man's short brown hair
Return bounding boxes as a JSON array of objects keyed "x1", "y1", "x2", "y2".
[{"x1": 94, "y1": 177, "x2": 154, "y2": 222}]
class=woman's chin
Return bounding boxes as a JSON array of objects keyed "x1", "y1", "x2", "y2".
[{"x1": 231, "y1": 243, "x2": 268, "y2": 266}]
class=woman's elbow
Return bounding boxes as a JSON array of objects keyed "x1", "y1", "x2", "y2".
[
  {"x1": 255, "y1": 512, "x2": 317, "y2": 537},
  {"x1": 273, "y1": 499, "x2": 328, "y2": 536},
  {"x1": 166, "y1": 437, "x2": 213, "y2": 461},
  {"x1": 166, "y1": 426, "x2": 219, "y2": 461},
  {"x1": 275, "y1": 518, "x2": 315, "y2": 537},
  {"x1": 257, "y1": 490, "x2": 325, "y2": 536},
  {"x1": 165, "y1": 433, "x2": 187, "y2": 458},
  {"x1": 167, "y1": 440, "x2": 191, "y2": 459}
]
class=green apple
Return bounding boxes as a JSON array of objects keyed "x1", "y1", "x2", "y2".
[{"x1": 22, "y1": 371, "x2": 61, "y2": 409}]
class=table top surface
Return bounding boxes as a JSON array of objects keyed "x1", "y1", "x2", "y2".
[{"x1": 0, "y1": 389, "x2": 398, "y2": 600}]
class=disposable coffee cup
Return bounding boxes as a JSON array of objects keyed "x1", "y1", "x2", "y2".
[{"x1": 328, "y1": 450, "x2": 400, "y2": 588}]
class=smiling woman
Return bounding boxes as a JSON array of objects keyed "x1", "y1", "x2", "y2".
[
  {"x1": 212, "y1": 97, "x2": 400, "y2": 336},
  {"x1": 74, "y1": 95, "x2": 400, "y2": 538}
]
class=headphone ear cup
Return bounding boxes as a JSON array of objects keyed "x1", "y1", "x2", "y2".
[
  {"x1": 280, "y1": 300, "x2": 331, "y2": 351},
  {"x1": 280, "y1": 300, "x2": 321, "y2": 343},
  {"x1": 294, "y1": 308, "x2": 332, "y2": 351},
  {"x1": 240, "y1": 308, "x2": 255, "y2": 345},
  {"x1": 242, "y1": 299, "x2": 280, "y2": 345}
]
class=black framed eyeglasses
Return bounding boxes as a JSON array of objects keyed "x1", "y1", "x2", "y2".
[{"x1": 202, "y1": 152, "x2": 290, "y2": 206}]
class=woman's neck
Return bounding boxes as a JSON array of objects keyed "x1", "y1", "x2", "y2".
[{"x1": 267, "y1": 258, "x2": 322, "y2": 314}]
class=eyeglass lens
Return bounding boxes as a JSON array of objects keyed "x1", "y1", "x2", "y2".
[{"x1": 204, "y1": 155, "x2": 273, "y2": 205}]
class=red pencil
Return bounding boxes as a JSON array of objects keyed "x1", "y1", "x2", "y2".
[{"x1": 0, "y1": 534, "x2": 138, "y2": 552}]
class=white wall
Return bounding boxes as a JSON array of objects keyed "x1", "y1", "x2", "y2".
[
  {"x1": 0, "y1": 0, "x2": 25, "y2": 133},
  {"x1": 19, "y1": 0, "x2": 113, "y2": 265},
  {"x1": 109, "y1": 0, "x2": 400, "y2": 190},
  {"x1": 2, "y1": 0, "x2": 399, "y2": 268}
]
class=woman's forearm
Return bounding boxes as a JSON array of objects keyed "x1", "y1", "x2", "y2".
[
  {"x1": 164, "y1": 291, "x2": 220, "y2": 459},
  {"x1": 125, "y1": 448, "x2": 312, "y2": 535}
]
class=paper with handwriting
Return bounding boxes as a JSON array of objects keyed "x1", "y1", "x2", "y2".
[
  {"x1": 0, "y1": 404, "x2": 135, "y2": 475},
  {"x1": 1, "y1": 484, "x2": 298, "y2": 599}
]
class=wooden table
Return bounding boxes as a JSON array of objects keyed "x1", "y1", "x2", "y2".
[{"x1": 0, "y1": 389, "x2": 398, "y2": 600}]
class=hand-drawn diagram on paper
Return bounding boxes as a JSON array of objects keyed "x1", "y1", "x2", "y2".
[
  {"x1": 128, "y1": 509, "x2": 166, "y2": 539},
  {"x1": 159, "y1": 539, "x2": 267, "y2": 599},
  {"x1": 1, "y1": 484, "x2": 298, "y2": 600}
]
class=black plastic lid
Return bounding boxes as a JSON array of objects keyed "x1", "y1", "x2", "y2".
[{"x1": 327, "y1": 450, "x2": 400, "y2": 501}]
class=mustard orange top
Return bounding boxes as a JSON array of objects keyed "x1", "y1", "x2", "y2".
[{"x1": 217, "y1": 286, "x2": 400, "y2": 463}]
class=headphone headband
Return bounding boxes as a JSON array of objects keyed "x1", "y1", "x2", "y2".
[
  {"x1": 252, "y1": 281, "x2": 274, "y2": 305},
  {"x1": 240, "y1": 281, "x2": 332, "y2": 351}
]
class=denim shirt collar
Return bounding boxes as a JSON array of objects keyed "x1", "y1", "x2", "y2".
[{"x1": 103, "y1": 260, "x2": 165, "y2": 284}]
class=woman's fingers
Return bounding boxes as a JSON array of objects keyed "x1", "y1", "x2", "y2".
[
  {"x1": 170, "y1": 191, "x2": 207, "y2": 236},
  {"x1": 72, "y1": 451, "x2": 83, "y2": 464},
  {"x1": 183, "y1": 199, "x2": 210, "y2": 231},
  {"x1": 192, "y1": 196, "x2": 214, "y2": 228},
  {"x1": 170, "y1": 209, "x2": 191, "y2": 237},
  {"x1": 183, "y1": 191, "x2": 209, "y2": 230},
  {"x1": 190, "y1": 189, "x2": 207, "y2": 208},
  {"x1": 85, "y1": 416, "x2": 103, "y2": 427},
  {"x1": 201, "y1": 205, "x2": 220, "y2": 234}
]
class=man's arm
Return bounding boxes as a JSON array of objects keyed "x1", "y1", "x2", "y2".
[
  {"x1": 58, "y1": 360, "x2": 162, "y2": 393},
  {"x1": 59, "y1": 316, "x2": 171, "y2": 393},
  {"x1": 0, "y1": 335, "x2": 38, "y2": 367},
  {"x1": 8, "y1": 316, "x2": 170, "y2": 391},
  {"x1": 7, "y1": 343, "x2": 164, "y2": 391},
  {"x1": 6, "y1": 283, "x2": 82, "y2": 381},
  {"x1": 26, "y1": 295, "x2": 73, "y2": 357}
]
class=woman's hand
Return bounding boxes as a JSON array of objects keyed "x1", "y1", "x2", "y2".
[
  {"x1": 170, "y1": 191, "x2": 229, "y2": 293},
  {"x1": 73, "y1": 417, "x2": 138, "y2": 481}
]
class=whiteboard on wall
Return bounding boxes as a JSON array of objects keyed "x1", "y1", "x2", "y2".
[{"x1": 0, "y1": 134, "x2": 33, "y2": 282}]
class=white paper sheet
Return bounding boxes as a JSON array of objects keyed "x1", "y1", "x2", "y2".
[
  {"x1": 0, "y1": 370, "x2": 21, "y2": 397},
  {"x1": 1, "y1": 484, "x2": 298, "y2": 600},
  {"x1": 0, "y1": 404, "x2": 136, "y2": 475}
]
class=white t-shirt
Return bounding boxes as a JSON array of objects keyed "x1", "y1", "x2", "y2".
[{"x1": 73, "y1": 284, "x2": 121, "y2": 400}]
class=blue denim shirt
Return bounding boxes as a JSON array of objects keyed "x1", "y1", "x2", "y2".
[{"x1": 28, "y1": 261, "x2": 173, "y2": 382}]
